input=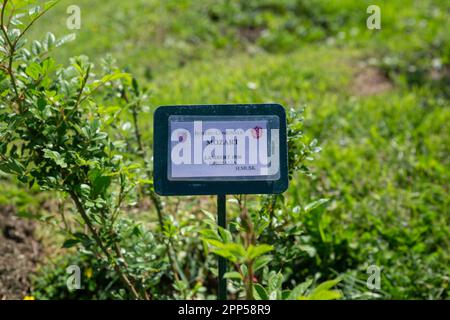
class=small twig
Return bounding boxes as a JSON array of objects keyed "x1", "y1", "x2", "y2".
[
  {"x1": 121, "y1": 89, "x2": 188, "y2": 284},
  {"x1": 69, "y1": 191, "x2": 142, "y2": 300},
  {"x1": 75, "y1": 64, "x2": 91, "y2": 108},
  {"x1": 58, "y1": 199, "x2": 70, "y2": 232},
  {"x1": 12, "y1": 0, "x2": 59, "y2": 47},
  {"x1": 5, "y1": 1, "x2": 14, "y2": 28},
  {"x1": 1, "y1": 0, "x2": 20, "y2": 104}
]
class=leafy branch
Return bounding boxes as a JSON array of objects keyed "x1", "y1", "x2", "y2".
[{"x1": 0, "y1": 1, "x2": 159, "y2": 300}]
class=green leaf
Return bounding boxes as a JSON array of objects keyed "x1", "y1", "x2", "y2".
[
  {"x1": 200, "y1": 210, "x2": 217, "y2": 227},
  {"x1": 312, "y1": 278, "x2": 341, "y2": 292},
  {"x1": 224, "y1": 243, "x2": 246, "y2": 261},
  {"x1": 62, "y1": 238, "x2": 80, "y2": 248},
  {"x1": 304, "y1": 198, "x2": 329, "y2": 213},
  {"x1": 100, "y1": 72, "x2": 131, "y2": 84},
  {"x1": 132, "y1": 77, "x2": 140, "y2": 96},
  {"x1": 132, "y1": 225, "x2": 142, "y2": 237},
  {"x1": 253, "y1": 284, "x2": 269, "y2": 300},
  {"x1": 0, "y1": 158, "x2": 25, "y2": 175},
  {"x1": 79, "y1": 184, "x2": 91, "y2": 197},
  {"x1": 43, "y1": 149, "x2": 67, "y2": 168},
  {"x1": 281, "y1": 290, "x2": 291, "y2": 300},
  {"x1": 246, "y1": 244, "x2": 273, "y2": 260},
  {"x1": 89, "y1": 169, "x2": 112, "y2": 197},
  {"x1": 10, "y1": 14, "x2": 25, "y2": 26},
  {"x1": 253, "y1": 255, "x2": 272, "y2": 272},
  {"x1": 268, "y1": 272, "x2": 284, "y2": 293},
  {"x1": 218, "y1": 226, "x2": 233, "y2": 243},
  {"x1": 300, "y1": 278, "x2": 342, "y2": 300},
  {"x1": 288, "y1": 279, "x2": 313, "y2": 300},
  {"x1": 73, "y1": 232, "x2": 90, "y2": 242},
  {"x1": 199, "y1": 229, "x2": 220, "y2": 241},
  {"x1": 303, "y1": 290, "x2": 342, "y2": 300},
  {"x1": 223, "y1": 272, "x2": 242, "y2": 280},
  {"x1": 299, "y1": 245, "x2": 316, "y2": 257},
  {"x1": 25, "y1": 62, "x2": 42, "y2": 80},
  {"x1": 44, "y1": 32, "x2": 56, "y2": 50},
  {"x1": 31, "y1": 40, "x2": 42, "y2": 55},
  {"x1": 211, "y1": 248, "x2": 237, "y2": 263},
  {"x1": 211, "y1": 243, "x2": 246, "y2": 263},
  {"x1": 202, "y1": 238, "x2": 224, "y2": 249},
  {"x1": 56, "y1": 34, "x2": 76, "y2": 47},
  {"x1": 29, "y1": 5, "x2": 41, "y2": 15}
]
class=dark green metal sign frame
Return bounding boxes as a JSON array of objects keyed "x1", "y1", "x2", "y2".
[
  {"x1": 153, "y1": 103, "x2": 288, "y2": 196},
  {"x1": 153, "y1": 103, "x2": 288, "y2": 300}
]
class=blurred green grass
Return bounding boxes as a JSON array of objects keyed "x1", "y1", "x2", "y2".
[
  {"x1": 7, "y1": 0, "x2": 447, "y2": 299},
  {"x1": 29, "y1": 0, "x2": 450, "y2": 79}
]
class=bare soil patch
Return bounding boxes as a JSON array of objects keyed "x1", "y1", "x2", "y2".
[
  {"x1": 0, "y1": 205, "x2": 41, "y2": 300},
  {"x1": 351, "y1": 67, "x2": 393, "y2": 96},
  {"x1": 239, "y1": 26, "x2": 264, "y2": 42}
]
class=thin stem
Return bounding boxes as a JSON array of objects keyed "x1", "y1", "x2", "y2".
[
  {"x1": 1, "y1": 0, "x2": 20, "y2": 104},
  {"x1": 69, "y1": 191, "x2": 142, "y2": 300},
  {"x1": 267, "y1": 195, "x2": 278, "y2": 232},
  {"x1": 1, "y1": 1, "x2": 12, "y2": 48},
  {"x1": 58, "y1": 199, "x2": 70, "y2": 232},
  {"x1": 121, "y1": 89, "x2": 187, "y2": 283},
  {"x1": 57, "y1": 64, "x2": 90, "y2": 129},
  {"x1": 246, "y1": 261, "x2": 254, "y2": 300},
  {"x1": 12, "y1": 0, "x2": 59, "y2": 47},
  {"x1": 75, "y1": 64, "x2": 90, "y2": 108},
  {"x1": 5, "y1": 1, "x2": 14, "y2": 28}
]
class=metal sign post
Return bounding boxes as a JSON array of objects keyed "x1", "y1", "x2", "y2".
[
  {"x1": 153, "y1": 104, "x2": 288, "y2": 300},
  {"x1": 217, "y1": 194, "x2": 227, "y2": 300}
]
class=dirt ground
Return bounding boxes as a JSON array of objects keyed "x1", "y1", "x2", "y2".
[
  {"x1": 0, "y1": 205, "x2": 41, "y2": 300},
  {"x1": 351, "y1": 67, "x2": 393, "y2": 96}
]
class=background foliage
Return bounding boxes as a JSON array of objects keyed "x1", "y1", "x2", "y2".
[{"x1": 0, "y1": 0, "x2": 449, "y2": 300}]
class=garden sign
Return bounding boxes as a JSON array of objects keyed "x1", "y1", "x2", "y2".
[{"x1": 153, "y1": 104, "x2": 288, "y2": 299}]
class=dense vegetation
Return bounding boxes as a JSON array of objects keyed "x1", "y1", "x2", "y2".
[{"x1": 0, "y1": 0, "x2": 448, "y2": 300}]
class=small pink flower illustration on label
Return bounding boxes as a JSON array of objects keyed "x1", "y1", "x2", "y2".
[
  {"x1": 251, "y1": 126, "x2": 263, "y2": 139},
  {"x1": 178, "y1": 132, "x2": 187, "y2": 143}
]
